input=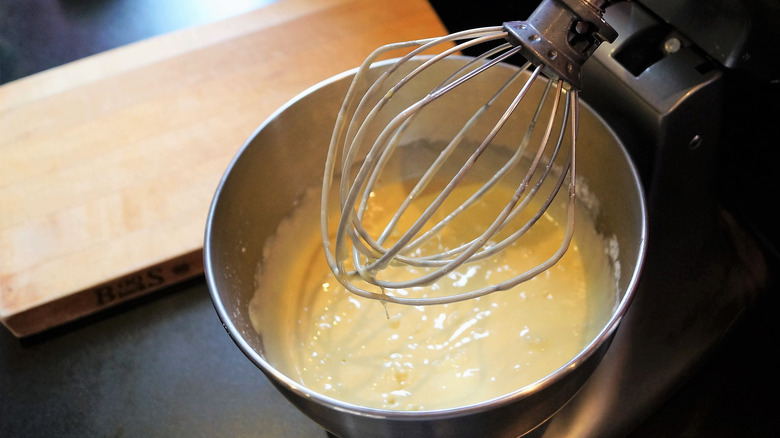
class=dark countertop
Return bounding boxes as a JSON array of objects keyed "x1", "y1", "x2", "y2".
[
  {"x1": 1, "y1": 1, "x2": 776, "y2": 437},
  {"x1": 3, "y1": 277, "x2": 776, "y2": 437}
]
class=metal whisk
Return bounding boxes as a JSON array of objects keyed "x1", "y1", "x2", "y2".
[{"x1": 321, "y1": 0, "x2": 617, "y2": 306}]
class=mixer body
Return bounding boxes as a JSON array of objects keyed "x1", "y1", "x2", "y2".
[{"x1": 523, "y1": 1, "x2": 776, "y2": 436}]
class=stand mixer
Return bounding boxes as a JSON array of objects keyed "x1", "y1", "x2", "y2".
[{"x1": 204, "y1": 0, "x2": 779, "y2": 436}]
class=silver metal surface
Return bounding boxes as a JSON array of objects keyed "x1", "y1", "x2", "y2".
[
  {"x1": 204, "y1": 57, "x2": 646, "y2": 438},
  {"x1": 322, "y1": 33, "x2": 579, "y2": 306},
  {"x1": 536, "y1": 2, "x2": 770, "y2": 436},
  {"x1": 504, "y1": 0, "x2": 617, "y2": 89},
  {"x1": 322, "y1": 0, "x2": 622, "y2": 305}
]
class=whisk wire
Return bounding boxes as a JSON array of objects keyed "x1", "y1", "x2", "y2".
[
  {"x1": 407, "y1": 77, "x2": 560, "y2": 263},
  {"x1": 374, "y1": 62, "x2": 532, "y2": 251},
  {"x1": 355, "y1": 55, "x2": 535, "y2": 277},
  {"x1": 331, "y1": 30, "x2": 511, "y2": 264},
  {"x1": 364, "y1": 73, "x2": 568, "y2": 291},
  {"x1": 321, "y1": 28, "x2": 581, "y2": 306},
  {"x1": 338, "y1": 45, "x2": 525, "y2": 273}
]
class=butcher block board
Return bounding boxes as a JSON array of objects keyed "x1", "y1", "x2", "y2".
[{"x1": 0, "y1": 0, "x2": 449, "y2": 337}]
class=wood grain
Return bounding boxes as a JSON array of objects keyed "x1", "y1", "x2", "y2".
[{"x1": 0, "y1": 0, "x2": 448, "y2": 337}]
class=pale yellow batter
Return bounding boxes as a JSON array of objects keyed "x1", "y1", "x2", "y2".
[{"x1": 250, "y1": 178, "x2": 614, "y2": 411}]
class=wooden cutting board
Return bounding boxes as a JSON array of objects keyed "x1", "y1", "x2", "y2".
[{"x1": 0, "y1": 0, "x2": 449, "y2": 337}]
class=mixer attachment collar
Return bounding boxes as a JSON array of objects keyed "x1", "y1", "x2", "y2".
[{"x1": 504, "y1": 0, "x2": 618, "y2": 90}]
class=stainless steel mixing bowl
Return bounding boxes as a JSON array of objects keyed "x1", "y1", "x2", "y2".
[{"x1": 204, "y1": 57, "x2": 647, "y2": 438}]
